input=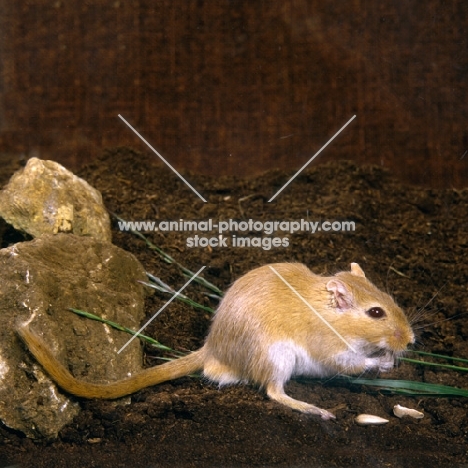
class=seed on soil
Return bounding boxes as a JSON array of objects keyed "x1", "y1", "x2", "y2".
[
  {"x1": 355, "y1": 414, "x2": 389, "y2": 426},
  {"x1": 393, "y1": 404, "x2": 424, "y2": 419},
  {"x1": 87, "y1": 438, "x2": 102, "y2": 444}
]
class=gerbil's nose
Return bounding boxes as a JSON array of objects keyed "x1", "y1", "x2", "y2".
[{"x1": 394, "y1": 327, "x2": 415, "y2": 349}]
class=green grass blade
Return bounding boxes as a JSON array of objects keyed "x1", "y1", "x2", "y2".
[
  {"x1": 145, "y1": 273, "x2": 216, "y2": 312},
  {"x1": 398, "y1": 356, "x2": 468, "y2": 373},
  {"x1": 409, "y1": 350, "x2": 468, "y2": 364},
  {"x1": 346, "y1": 377, "x2": 468, "y2": 397},
  {"x1": 141, "y1": 279, "x2": 215, "y2": 314},
  {"x1": 68, "y1": 308, "x2": 181, "y2": 354},
  {"x1": 180, "y1": 268, "x2": 223, "y2": 296}
]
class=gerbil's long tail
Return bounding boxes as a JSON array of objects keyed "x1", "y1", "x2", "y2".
[{"x1": 16, "y1": 323, "x2": 204, "y2": 399}]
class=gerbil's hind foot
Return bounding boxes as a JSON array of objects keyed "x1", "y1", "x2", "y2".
[{"x1": 266, "y1": 383, "x2": 335, "y2": 420}]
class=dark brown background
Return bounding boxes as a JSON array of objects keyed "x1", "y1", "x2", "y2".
[{"x1": 0, "y1": 1, "x2": 467, "y2": 188}]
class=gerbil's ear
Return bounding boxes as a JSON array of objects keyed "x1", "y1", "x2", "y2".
[
  {"x1": 350, "y1": 263, "x2": 365, "y2": 278},
  {"x1": 327, "y1": 279, "x2": 355, "y2": 311}
]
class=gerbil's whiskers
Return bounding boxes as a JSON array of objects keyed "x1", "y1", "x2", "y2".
[
  {"x1": 412, "y1": 311, "x2": 468, "y2": 331},
  {"x1": 407, "y1": 281, "x2": 468, "y2": 331},
  {"x1": 406, "y1": 282, "x2": 447, "y2": 327},
  {"x1": 415, "y1": 283, "x2": 446, "y2": 315}
]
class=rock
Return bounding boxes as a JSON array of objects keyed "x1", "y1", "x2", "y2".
[
  {"x1": 0, "y1": 157, "x2": 111, "y2": 242},
  {"x1": 0, "y1": 234, "x2": 148, "y2": 439}
]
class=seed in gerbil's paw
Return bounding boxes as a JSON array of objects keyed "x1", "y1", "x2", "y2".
[
  {"x1": 355, "y1": 414, "x2": 389, "y2": 426},
  {"x1": 393, "y1": 404, "x2": 424, "y2": 419}
]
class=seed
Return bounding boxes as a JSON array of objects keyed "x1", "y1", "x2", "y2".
[
  {"x1": 87, "y1": 437, "x2": 102, "y2": 444},
  {"x1": 355, "y1": 414, "x2": 389, "y2": 426},
  {"x1": 393, "y1": 404, "x2": 424, "y2": 419}
]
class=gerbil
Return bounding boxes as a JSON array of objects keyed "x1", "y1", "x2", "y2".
[{"x1": 17, "y1": 262, "x2": 414, "y2": 420}]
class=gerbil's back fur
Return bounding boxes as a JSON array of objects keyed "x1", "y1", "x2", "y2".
[{"x1": 17, "y1": 262, "x2": 414, "y2": 420}]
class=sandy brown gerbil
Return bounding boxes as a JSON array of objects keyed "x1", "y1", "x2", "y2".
[{"x1": 17, "y1": 262, "x2": 414, "y2": 420}]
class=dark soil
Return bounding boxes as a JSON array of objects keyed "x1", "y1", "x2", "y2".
[{"x1": 1, "y1": 149, "x2": 468, "y2": 467}]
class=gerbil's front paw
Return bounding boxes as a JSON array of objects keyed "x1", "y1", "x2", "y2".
[
  {"x1": 365, "y1": 353, "x2": 395, "y2": 373},
  {"x1": 378, "y1": 353, "x2": 395, "y2": 372}
]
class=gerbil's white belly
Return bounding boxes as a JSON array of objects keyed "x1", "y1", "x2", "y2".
[{"x1": 268, "y1": 340, "x2": 330, "y2": 379}]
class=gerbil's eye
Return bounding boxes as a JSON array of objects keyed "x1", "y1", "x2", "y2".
[{"x1": 366, "y1": 307, "x2": 386, "y2": 319}]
